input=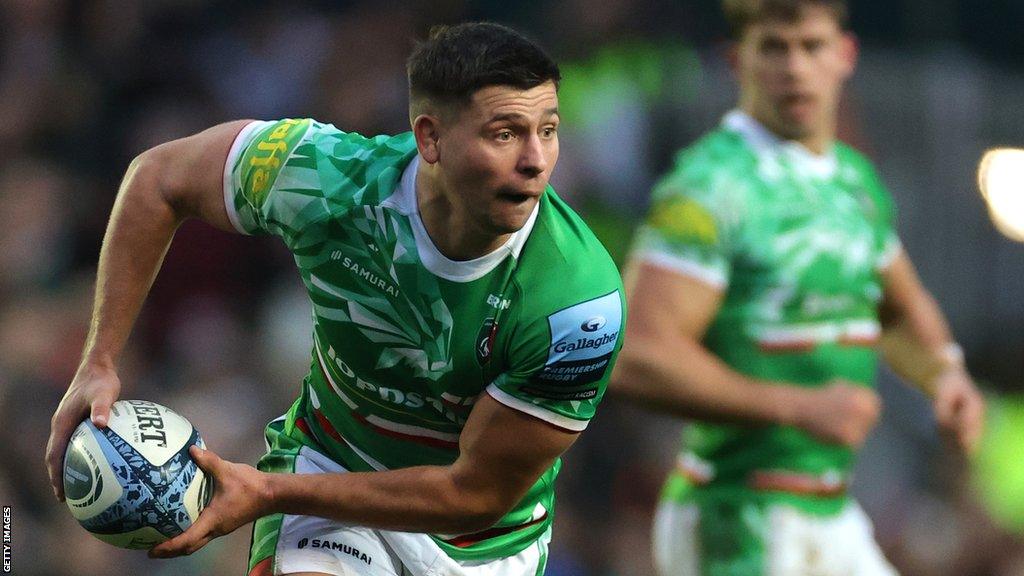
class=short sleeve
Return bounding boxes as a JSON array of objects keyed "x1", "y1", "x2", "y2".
[
  {"x1": 875, "y1": 189, "x2": 902, "y2": 272},
  {"x1": 849, "y1": 151, "x2": 902, "y2": 272},
  {"x1": 223, "y1": 118, "x2": 320, "y2": 237},
  {"x1": 876, "y1": 220, "x2": 902, "y2": 272},
  {"x1": 487, "y1": 289, "x2": 625, "y2": 432},
  {"x1": 629, "y1": 173, "x2": 737, "y2": 289}
]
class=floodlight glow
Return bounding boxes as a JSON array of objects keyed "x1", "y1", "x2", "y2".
[{"x1": 978, "y1": 148, "x2": 1024, "y2": 243}]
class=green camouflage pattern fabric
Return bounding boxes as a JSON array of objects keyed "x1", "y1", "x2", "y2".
[
  {"x1": 631, "y1": 111, "x2": 899, "y2": 514},
  {"x1": 226, "y1": 119, "x2": 625, "y2": 561}
]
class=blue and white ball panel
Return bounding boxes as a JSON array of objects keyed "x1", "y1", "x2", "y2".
[
  {"x1": 64, "y1": 422, "x2": 126, "y2": 521},
  {"x1": 537, "y1": 290, "x2": 622, "y2": 386},
  {"x1": 63, "y1": 400, "x2": 209, "y2": 549},
  {"x1": 105, "y1": 400, "x2": 196, "y2": 466}
]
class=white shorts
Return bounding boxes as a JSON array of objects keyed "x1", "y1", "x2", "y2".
[
  {"x1": 652, "y1": 498, "x2": 899, "y2": 576},
  {"x1": 253, "y1": 446, "x2": 550, "y2": 576}
]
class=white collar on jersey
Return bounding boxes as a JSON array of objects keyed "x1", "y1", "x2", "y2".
[
  {"x1": 722, "y1": 109, "x2": 839, "y2": 179},
  {"x1": 382, "y1": 155, "x2": 539, "y2": 283}
]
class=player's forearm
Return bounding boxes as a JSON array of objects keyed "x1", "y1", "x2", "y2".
[
  {"x1": 880, "y1": 291, "x2": 962, "y2": 394},
  {"x1": 268, "y1": 465, "x2": 507, "y2": 534},
  {"x1": 611, "y1": 332, "x2": 802, "y2": 426},
  {"x1": 83, "y1": 151, "x2": 184, "y2": 368}
]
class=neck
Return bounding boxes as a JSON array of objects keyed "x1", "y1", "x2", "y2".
[
  {"x1": 794, "y1": 125, "x2": 834, "y2": 156},
  {"x1": 415, "y1": 164, "x2": 511, "y2": 261},
  {"x1": 741, "y1": 103, "x2": 835, "y2": 155}
]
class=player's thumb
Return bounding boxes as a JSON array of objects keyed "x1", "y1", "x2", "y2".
[
  {"x1": 90, "y1": 396, "x2": 114, "y2": 428},
  {"x1": 190, "y1": 445, "x2": 217, "y2": 471}
]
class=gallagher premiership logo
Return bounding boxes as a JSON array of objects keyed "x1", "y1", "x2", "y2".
[{"x1": 581, "y1": 316, "x2": 606, "y2": 332}]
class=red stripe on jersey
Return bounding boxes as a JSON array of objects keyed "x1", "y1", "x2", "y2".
[
  {"x1": 295, "y1": 416, "x2": 313, "y2": 437},
  {"x1": 757, "y1": 341, "x2": 817, "y2": 353},
  {"x1": 312, "y1": 409, "x2": 345, "y2": 443},
  {"x1": 443, "y1": 512, "x2": 549, "y2": 548},
  {"x1": 248, "y1": 557, "x2": 272, "y2": 576},
  {"x1": 350, "y1": 412, "x2": 460, "y2": 451},
  {"x1": 312, "y1": 359, "x2": 458, "y2": 450}
]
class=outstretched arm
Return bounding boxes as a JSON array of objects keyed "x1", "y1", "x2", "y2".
[
  {"x1": 149, "y1": 393, "x2": 579, "y2": 558},
  {"x1": 45, "y1": 120, "x2": 253, "y2": 500},
  {"x1": 878, "y1": 251, "x2": 985, "y2": 452}
]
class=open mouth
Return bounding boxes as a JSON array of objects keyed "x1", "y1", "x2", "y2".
[
  {"x1": 781, "y1": 93, "x2": 814, "y2": 109},
  {"x1": 498, "y1": 192, "x2": 536, "y2": 204}
]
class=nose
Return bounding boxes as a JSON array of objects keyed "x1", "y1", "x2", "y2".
[
  {"x1": 782, "y1": 48, "x2": 811, "y2": 81},
  {"x1": 517, "y1": 133, "x2": 548, "y2": 178}
]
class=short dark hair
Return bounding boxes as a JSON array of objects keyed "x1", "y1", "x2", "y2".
[
  {"x1": 722, "y1": 0, "x2": 849, "y2": 39},
  {"x1": 407, "y1": 22, "x2": 560, "y2": 116}
]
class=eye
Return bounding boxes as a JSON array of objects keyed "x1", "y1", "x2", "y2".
[
  {"x1": 804, "y1": 39, "x2": 825, "y2": 54},
  {"x1": 495, "y1": 130, "x2": 515, "y2": 142},
  {"x1": 541, "y1": 126, "x2": 558, "y2": 138},
  {"x1": 759, "y1": 37, "x2": 788, "y2": 56}
]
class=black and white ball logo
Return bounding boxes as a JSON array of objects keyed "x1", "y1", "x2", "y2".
[
  {"x1": 581, "y1": 316, "x2": 606, "y2": 332},
  {"x1": 64, "y1": 444, "x2": 103, "y2": 507}
]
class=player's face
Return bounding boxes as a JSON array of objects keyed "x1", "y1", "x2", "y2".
[
  {"x1": 734, "y1": 5, "x2": 856, "y2": 144},
  {"x1": 438, "y1": 81, "x2": 560, "y2": 235}
]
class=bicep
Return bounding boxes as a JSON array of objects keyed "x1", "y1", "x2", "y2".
[
  {"x1": 623, "y1": 259, "x2": 724, "y2": 340},
  {"x1": 878, "y1": 250, "x2": 929, "y2": 325},
  {"x1": 450, "y1": 394, "x2": 579, "y2": 512},
  {"x1": 146, "y1": 120, "x2": 254, "y2": 233}
]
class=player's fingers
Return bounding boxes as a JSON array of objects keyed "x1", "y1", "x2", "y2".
[
  {"x1": 961, "y1": 424, "x2": 981, "y2": 454},
  {"x1": 90, "y1": 392, "x2": 116, "y2": 428},
  {"x1": 44, "y1": 436, "x2": 66, "y2": 500},
  {"x1": 938, "y1": 390, "x2": 977, "y2": 453},
  {"x1": 149, "y1": 518, "x2": 215, "y2": 558},
  {"x1": 149, "y1": 543, "x2": 178, "y2": 558},
  {"x1": 960, "y1": 395, "x2": 986, "y2": 454},
  {"x1": 46, "y1": 414, "x2": 80, "y2": 501},
  {"x1": 944, "y1": 398, "x2": 968, "y2": 449},
  {"x1": 148, "y1": 533, "x2": 183, "y2": 558},
  {"x1": 152, "y1": 535, "x2": 212, "y2": 558},
  {"x1": 151, "y1": 538, "x2": 195, "y2": 558},
  {"x1": 184, "y1": 535, "x2": 213, "y2": 556},
  {"x1": 189, "y1": 445, "x2": 219, "y2": 472},
  {"x1": 934, "y1": 388, "x2": 957, "y2": 429}
]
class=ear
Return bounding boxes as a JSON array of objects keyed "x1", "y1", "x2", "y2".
[
  {"x1": 413, "y1": 114, "x2": 442, "y2": 164},
  {"x1": 838, "y1": 32, "x2": 859, "y2": 80},
  {"x1": 725, "y1": 41, "x2": 740, "y2": 78}
]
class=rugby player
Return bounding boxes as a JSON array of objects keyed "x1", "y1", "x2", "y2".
[
  {"x1": 612, "y1": 1, "x2": 985, "y2": 574},
  {"x1": 46, "y1": 22, "x2": 624, "y2": 576}
]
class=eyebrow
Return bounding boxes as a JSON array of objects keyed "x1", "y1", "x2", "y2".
[{"x1": 487, "y1": 108, "x2": 560, "y2": 123}]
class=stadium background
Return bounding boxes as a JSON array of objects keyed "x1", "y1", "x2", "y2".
[{"x1": 2, "y1": 0, "x2": 1023, "y2": 574}]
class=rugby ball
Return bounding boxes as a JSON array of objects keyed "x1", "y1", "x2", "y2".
[{"x1": 62, "y1": 400, "x2": 212, "y2": 549}]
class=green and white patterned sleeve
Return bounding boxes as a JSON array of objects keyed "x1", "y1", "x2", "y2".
[
  {"x1": 629, "y1": 169, "x2": 739, "y2": 290},
  {"x1": 487, "y1": 286, "x2": 625, "y2": 432},
  {"x1": 866, "y1": 166, "x2": 902, "y2": 272},
  {"x1": 223, "y1": 118, "x2": 316, "y2": 235},
  {"x1": 839, "y1": 146, "x2": 903, "y2": 272}
]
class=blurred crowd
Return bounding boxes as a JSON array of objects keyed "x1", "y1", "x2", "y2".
[{"x1": 2, "y1": 1, "x2": 1023, "y2": 575}]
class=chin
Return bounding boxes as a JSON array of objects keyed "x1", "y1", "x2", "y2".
[
  {"x1": 778, "y1": 110, "x2": 819, "y2": 138},
  {"x1": 489, "y1": 216, "x2": 529, "y2": 235},
  {"x1": 774, "y1": 117, "x2": 814, "y2": 141},
  {"x1": 489, "y1": 203, "x2": 537, "y2": 234}
]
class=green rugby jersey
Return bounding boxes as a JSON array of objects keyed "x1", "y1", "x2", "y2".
[
  {"x1": 224, "y1": 119, "x2": 625, "y2": 560},
  {"x1": 630, "y1": 111, "x2": 900, "y2": 513}
]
